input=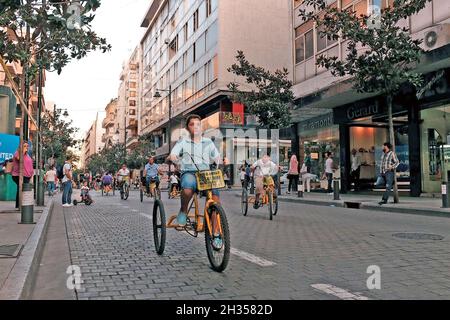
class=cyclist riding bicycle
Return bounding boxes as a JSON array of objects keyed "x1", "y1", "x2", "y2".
[
  {"x1": 102, "y1": 172, "x2": 113, "y2": 190},
  {"x1": 167, "y1": 114, "x2": 223, "y2": 248},
  {"x1": 251, "y1": 155, "x2": 279, "y2": 209},
  {"x1": 143, "y1": 156, "x2": 163, "y2": 195},
  {"x1": 116, "y1": 163, "x2": 130, "y2": 193}
]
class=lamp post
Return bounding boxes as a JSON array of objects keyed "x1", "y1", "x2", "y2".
[{"x1": 154, "y1": 85, "x2": 172, "y2": 177}]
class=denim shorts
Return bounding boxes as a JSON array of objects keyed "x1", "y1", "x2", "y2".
[{"x1": 181, "y1": 172, "x2": 220, "y2": 196}]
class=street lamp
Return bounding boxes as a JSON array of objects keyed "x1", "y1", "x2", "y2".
[{"x1": 154, "y1": 85, "x2": 173, "y2": 177}]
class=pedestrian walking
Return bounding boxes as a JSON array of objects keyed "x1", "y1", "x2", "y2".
[
  {"x1": 287, "y1": 154, "x2": 299, "y2": 194},
  {"x1": 322, "y1": 152, "x2": 335, "y2": 195},
  {"x1": 378, "y1": 142, "x2": 400, "y2": 205},
  {"x1": 11, "y1": 142, "x2": 34, "y2": 210},
  {"x1": 350, "y1": 148, "x2": 362, "y2": 191},
  {"x1": 62, "y1": 156, "x2": 73, "y2": 207},
  {"x1": 44, "y1": 165, "x2": 58, "y2": 196}
]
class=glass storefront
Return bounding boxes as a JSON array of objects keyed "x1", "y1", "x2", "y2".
[
  {"x1": 299, "y1": 125, "x2": 340, "y2": 190},
  {"x1": 421, "y1": 104, "x2": 450, "y2": 193}
]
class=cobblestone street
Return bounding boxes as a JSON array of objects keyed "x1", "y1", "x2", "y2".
[{"x1": 31, "y1": 190, "x2": 450, "y2": 300}]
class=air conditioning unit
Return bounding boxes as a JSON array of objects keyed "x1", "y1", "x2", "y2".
[{"x1": 414, "y1": 24, "x2": 450, "y2": 52}]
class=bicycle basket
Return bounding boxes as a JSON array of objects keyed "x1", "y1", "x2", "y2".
[
  {"x1": 263, "y1": 176, "x2": 275, "y2": 187},
  {"x1": 195, "y1": 170, "x2": 225, "y2": 191}
]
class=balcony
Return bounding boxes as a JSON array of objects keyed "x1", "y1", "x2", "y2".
[
  {"x1": 102, "y1": 116, "x2": 115, "y2": 128},
  {"x1": 126, "y1": 135, "x2": 139, "y2": 149},
  {"x1": 126, "y1": 118, "x2": 138, "y2": 129}
]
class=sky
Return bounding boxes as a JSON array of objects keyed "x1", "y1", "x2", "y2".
[{"x1": 45, "y1": 0, "x2": 150, "y2": 140}]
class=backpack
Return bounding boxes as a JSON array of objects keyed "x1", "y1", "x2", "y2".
[{"x1": 57, "y1": 164, "x2": 64, "y2": 180}]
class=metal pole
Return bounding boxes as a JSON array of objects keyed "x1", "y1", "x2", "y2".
[
  {"x1": 36, "y1": 64, "x2": 44, "y2": 206},
  {"x1": 333, "y1": 179, "x2": 340, "y2": 200},
  {"x1": 442, "y1": 182, "x2": 449, "y2": 208},
  {"x1": 298, "y1": 179, "x2": 303, "y2": 198},
  {"x1": 168, "y1": 85, "x2": 172, "y2": 179}
]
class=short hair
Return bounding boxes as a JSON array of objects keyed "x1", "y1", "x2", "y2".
[
  {"x1": 185, "y1": 114, "x2": 202, "y2": 128},
  {"x1": 384, "y1": 142, "x2": 393, "y2": 150},
  {"x1": 326, "y1": 152, "x2": 332, "y2": 157}
]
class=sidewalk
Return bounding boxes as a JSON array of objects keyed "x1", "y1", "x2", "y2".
[
  {"x1": 0, "y1": 196, "x2": 54, "y2": 299},
  {"x1": 277, "y1": 192, "x2": 450, "y2": 218}
]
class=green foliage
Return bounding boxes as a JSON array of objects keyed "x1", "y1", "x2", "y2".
[
  {"x1": 0, "y1": 0, "x2": 111, "y2": 79},
  {"x1": 41, "y1": 108, "x2": 79, "y2": 164},
  {"x1": 298, "y1": 0, "x2": 431, "y2": 95},
  {"x1": 227, "y1": 51, "x2": 294, "y2": 129}
]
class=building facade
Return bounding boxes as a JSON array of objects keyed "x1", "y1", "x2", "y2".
[
  {"x1": 82, "y1": 112, "x2": 105, "y2": 167},
  {"x1": 291, "y1": 0, "x2": 450, "y2": 196},
  {"x1": 139, "y1": 0, "x2": 292, "y2": 182}
]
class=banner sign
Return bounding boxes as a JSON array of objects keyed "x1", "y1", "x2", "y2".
[{"x1": 0, "y1": 133, "x2": 19, "y2": 164}]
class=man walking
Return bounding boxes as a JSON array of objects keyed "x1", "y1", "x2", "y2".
[
  {"x1": 322, "y1": 152, "x2": 334, "y2": 195},
  {"x1": 62, "y1": 156, "x2": 73, "y2": 207},
  {"x1": 378, "y1": 142, "x2": 399, "y2": 205},
  {"x1": 350, "y1": 148, "x2": 362, "y2": 191},
  {"x1": 44, "y1": 166, "x2": 57, "y2": 196}
]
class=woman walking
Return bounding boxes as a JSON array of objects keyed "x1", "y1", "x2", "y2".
[
  {"x1": 11, "y1": 142, "x2": 34, "y2": 210},
  {"x1": 287, "y1": 154, "x2": 299, "y2": 194}
]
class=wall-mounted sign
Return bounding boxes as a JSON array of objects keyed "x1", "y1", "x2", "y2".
[{"x1": 298, "y1": 113, "x2": 334, "y2": 133}]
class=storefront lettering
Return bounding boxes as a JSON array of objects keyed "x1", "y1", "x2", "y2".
[
  {"x1": 221, "y1": 112, "x2": 243, "y2": 125},
  {"x1": 346, "y1": 104, "x2": 379, "y2": 121},
  {"x1": 301, "y1": 115, "x2": 333, "y2": 131}
]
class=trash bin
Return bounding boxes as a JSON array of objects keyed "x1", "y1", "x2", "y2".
[{"x1": 0, "y1": 174, "x2": 17, "y2": 201}]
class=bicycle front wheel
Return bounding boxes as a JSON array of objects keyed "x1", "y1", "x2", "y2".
[
  {"x1": 241, "y1": 188, "x2": 248, "y2": 216},
  {"x1": 268, "y1": 191, "x2": 274, "y2": 221},
  {"x1": 153, "y1": 200, "x2": 166, "y2": 255},
  {"x1": 140, "y1": 189, "x2": 143, "y2": 202},
  {"x1": 205, "y1": 203, "x2": 230, "y2": 272},
  {"x1": 124, "y1": 185, "x2": 129, "y2": 200}
]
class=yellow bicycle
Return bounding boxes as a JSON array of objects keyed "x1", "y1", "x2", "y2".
[
  {"x1": 241, "y1": 175, "x2": 278, "y2": 220},
  {"x1": 152, "y1": 155, "x2": 231, "y2": 272}
]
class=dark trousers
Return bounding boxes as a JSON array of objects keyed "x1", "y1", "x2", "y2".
[
  {"x1": 62, "y1": 181, "x2": 73, "y2": 205},
  {"x1": 326, "y1": 173, "x2": 333, "y2": 192},
  {"x1": 381, "y1": 171, "x2": 395, "y2": 202},
  {"x1": 12, "y1": 176, "x2": 31, "y2": 209},
  {"x1": 288, "y1": 174, "x2": 299, "y2": 192},
  {"x1": 350, "y1": 167, "x2": 361, "y2": 191}
]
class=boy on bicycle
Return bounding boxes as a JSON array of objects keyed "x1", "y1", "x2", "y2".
[
  {"x1": 251, "y1": 155, "x2": 278, "y2": 209},
  {"x1": 167, "y1": 115, "x2": 222, "y2": 246},
  {"x1": 116, "y1": 164, "x2": 130, "y2": 193}
]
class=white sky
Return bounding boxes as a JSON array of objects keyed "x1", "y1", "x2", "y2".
[{"x1": 45, "y1": 0, "x2": 150, "y2": 140}]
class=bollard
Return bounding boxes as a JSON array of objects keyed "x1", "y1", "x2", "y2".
[
  {"x1": 442, "y1": 182, "x2": 449, "y2": 208},
  {"x1": 36, "y1": 170, "x2": 45, "y2": 206},
  {"x1": 21, "y1": 183, "x2": 35, "y2": 224},
  {"x1": 333, "y1": 179, "x2": 340, "y2": 201},
  {"x1": 298, "y1": 180, "x2": 303, "y2": 198}
]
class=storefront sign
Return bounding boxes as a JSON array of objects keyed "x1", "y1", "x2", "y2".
[
  {"x1": 334, "y1": 101, "x2": 383, "y2": 124},
  {"x1": 221, "y1": 112, "x2": 244, "y2": 126},
  {"x1": 298, "y1": 113, "x2": 334, "y2": 133},
  {"x1": 0, "y1": 133, "x2": 19, "y2": 164}
]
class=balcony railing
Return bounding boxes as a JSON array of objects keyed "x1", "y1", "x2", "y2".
[{"x1": 102, "y1": 117, "x2": 115, "y2": 128}]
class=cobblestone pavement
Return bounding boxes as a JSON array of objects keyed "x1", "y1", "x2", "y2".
[{"x1": 58, "y1": 189, "x2": 450, "y2": 300}]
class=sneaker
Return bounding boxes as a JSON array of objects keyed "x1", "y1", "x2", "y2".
[
  {"x1": 62, "y1": 204, "x2": 70, "y2": 207},
  {"x1": 253, "y1": 202, "x2": 259, "y2": 210},
  {"x1": 175, "y1": 211, "x2": 187, "y2": 227},
  {"x1": 328, "y1": 192, "x2": 334, "y2": 195},
  {"x1": 212, "y1": 234, "x2": 223, "y2": 250},
  {"x1": 378, "y1": 201, "x2": 387, "y2": 206},
  {"x1": 286, "y1": 191, "x2": 290, "y2": 194}
]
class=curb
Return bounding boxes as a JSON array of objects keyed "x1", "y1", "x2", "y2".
[
  {"x1": 0, "y1": 198, "x2": 54, "y2": 300},
  {"x1": 232, "y1": 193, "x2": 450, "y2": 218}
]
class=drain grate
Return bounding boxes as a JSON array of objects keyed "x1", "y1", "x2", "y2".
[
  {"x1": 393, "y1": 233, "x2": 444, "y2": 241},
  {"x1": 0, "y1": 244, "x2": 23, "y2": 258}
]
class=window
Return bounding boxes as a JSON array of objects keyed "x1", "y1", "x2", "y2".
[
  {"x1": 192, "y1": 71, "x2": 198, "y2": 93},
  {"x1": 193, "y1": 10, "x2": 199, "y2": 32},
  {"x1": 129, "y1": 82, "x2": 137, "y2": 89},
  {"x1": 198, "y1": 65, "x2": 205, "y2": 89},
  {"x1": 169, "y1": 35, "x2": 178, "y2": 60},
  {"x1": 295, "y1": 37, "x2": 305, "y2": 64},
  {"x1": 206, "y1": 0, "x2": 212, "y2": 17},
  {"x1": 177, "y1": 57, "x2": 183, "y2": 76},
  {"x1": 305, "y1": 30, "x2": 314, "y2": 60},
  {"x1": 199, "y1": 1, "x2": 206, "y2": 26},
  {"x1": 183, "y1": 52, "x2": 188, "y2": 72},
  {"x1": 206, "y1": 20, "x2": 218, "y2": 50},
  {"x1": 196, "y1": 33, "x2": 206, "y2": 58},
  {"x1": 173, "y1": 61, "x2": 178, "y2": 81},
  {"x1": 182, "y1": 80, "x2": 187, "y2": 100},
  {"x1": 183, "y1": 23, "x2": 188, "y2": 43},
  {"x1": 129, "y1": 109, "x2": 136, "y2": 116},
  {"x1": 188, "y1": 16, "x2": 194, "y2": 38},
  {"x1": 186, "y1": 76, "x2": 193, "y2": 98},
  {"x1": 186, "y1": 45, "x2": 194, "y2": 68},
  {"x1": 130, "y1": 91, "x2": 137, "y2": 98},
  {"x1": 129, "y1": 100, "x2": 136, "y2": 107}
]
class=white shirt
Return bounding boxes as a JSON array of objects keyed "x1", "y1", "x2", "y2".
[
  {"x1": 45, "y1": 170, "x2": 57, "y2": 182},
  {"x1": 117, "y1": 168, "x2": 130, "y2": 181},
  {"x1": 240, "y1": 171, "x2": 246, "y2": 180},
  {"x1": 325, "y1": 158, "x2": 334, "y2": 174},
  {"x1": 253, "y1": 159, "x2": 278, "y2": 177},
  {"x1": 170, "y1": 137, "x2": 220, "y2": 172},
  {"x1": 351, "y1": 154, "x2": 362, "y2": 171},
  {"x1": 62, "y1": 163, "x2": 72, "y2": 183},
  {"x1": 170, "y1": 175, "x2": 179, "y2": 184}
]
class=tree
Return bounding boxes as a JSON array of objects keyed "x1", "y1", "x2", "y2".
[
  {"x1": 87, "y1": 143, "x2": 125, "y2": 175},
  {"x1": 40, "y1": 108, "x2": 79, "y2": 164},
  {"x1": 298, "y1": 0, "x2": 431, "y2": 202},
  {"x1": 126, "y1": 133, "x2": 156, "y2": 170},
  {"x1": 227, "y1": 51, "x2": 294, "y2": 129}
]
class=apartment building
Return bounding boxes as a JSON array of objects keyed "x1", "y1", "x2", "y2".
[
  {"x1": 102, "y1": 98, "x2": 119, "y2": 148},
  {"x1": 139, "y1": 0, "x2": 292, "y2": 182},
  {"x1": 291, "y1": 0, "x2": 450, "y2": 196},
  {"x1": 82, "y1": 112, "x2": 105, "y2": 166}
]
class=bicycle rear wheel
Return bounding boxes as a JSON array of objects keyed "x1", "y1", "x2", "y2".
[
  {"x1": 205, "y1": 203, "x2": 230, "y2": 272},
  {"x1": 273, "y1": 195, "x2": 278, "y2": 216},
  {"x1": 153, "y1": 200, "x2": 166, "y2": 255},
  {"x1": 268, "y1": 191, "x2": 274, "y2": 221},
  {"x1": 241, "y1": 188, "x2": 248, "y2": 216},
  {"x1": 140, "y1": 189, "x2": 143, "y2": 202}
]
